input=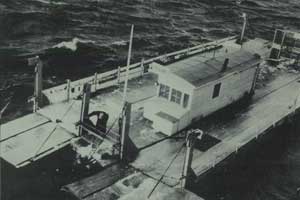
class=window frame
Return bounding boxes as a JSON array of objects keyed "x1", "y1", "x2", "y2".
[
  {"x1": 170, "y1": 88, "x2": 182, "y2": 105},
  {"x1": 158, "y1": 84, "x2": 170, "y2": 99}
]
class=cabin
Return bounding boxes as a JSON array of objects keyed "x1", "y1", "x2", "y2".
[{"x1": 144, "y1": 50, "x2": 261, "y2": 136}]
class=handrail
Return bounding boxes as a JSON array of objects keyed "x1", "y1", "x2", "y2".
[{"x1": 42, "y1": 36, "x2": 237, "y2": 104}]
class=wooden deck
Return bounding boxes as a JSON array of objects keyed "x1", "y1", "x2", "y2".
[
  {"x1": 0, "y1": 118, "x2": 76, "y2": 168},
  {"x1": 130, "y1": 74, "x2": 300, "y2": 187},
  {"x1": 63, "y1": 167, "x2": 204, "y2": 200}
]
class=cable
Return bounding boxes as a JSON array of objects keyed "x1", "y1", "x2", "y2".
[
  {"x1": 147, "y1": 142, "x2": 186, "y2": 198},
  {"x1": 33, "y1": 124, "x2": 58, "y2": 159},
  {"x1": 61, "y1": 100, "x2": 77, "y2": 120}
]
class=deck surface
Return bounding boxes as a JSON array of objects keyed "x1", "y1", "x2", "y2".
[
  {"x1": 0, "y1": 121, "x2": 75, "y2": 167},
  {"x1": 0, "y1": 113, "x2": 50, "y2": 142},
  {"x1": 130, "y1": 72, "x2": 300, "y2": 186},
  {"x1": 64, "y1": 169, "x2": 203, "y2": 200}
]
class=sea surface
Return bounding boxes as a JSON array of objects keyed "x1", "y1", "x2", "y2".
[{"x1": 0, "y1": 0, "x2": 299, "y2": 200}]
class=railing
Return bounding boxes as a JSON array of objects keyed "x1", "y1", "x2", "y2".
[{"x1": 42, "y1": 36, "x2": 237, "y2": 104}]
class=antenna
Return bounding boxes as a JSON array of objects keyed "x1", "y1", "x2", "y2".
[{"x1": 122, "y1": 25, "x2": 134, "y2": 106}]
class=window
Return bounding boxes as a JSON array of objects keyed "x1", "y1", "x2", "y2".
[
  {"x1": 171, "y1": 89, "x2": 182, "y2": 104},
  {"x1": 212, "y1": 83, "x2": 221, "y2": 98},
  {"x1": 183, "y1": 93, "x2": 190, "y2": 108},
  {"x1": 71, "y1": 88, "x2": 75, "y2": 93},
  {"x1": 159, "y1": 84, "x2": 170, "y2": 99}
]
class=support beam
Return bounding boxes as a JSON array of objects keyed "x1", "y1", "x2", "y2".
[
  {"x1": 182, "y1": 129, "x2": 202, "y2": 189},
  {"x1": 28, "y1": 56, "x2": 43, "y2": 112},
  {"x1": 79, "y1": 83, "x2": 91, "y2": 136},
  {"x1": 119, "y1": 102, "x2": 138, "y2": 162}
]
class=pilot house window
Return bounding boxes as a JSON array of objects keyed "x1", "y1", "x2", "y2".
[
  {"x1": 159, "y1": 84, "x2": 170, "y2": 99},
  {"x1": 171, "y1": 89, "x2": 182, "y2": 104},
  {"x1": 212, "y1": 83, "x2": 221, "y2": 98}
]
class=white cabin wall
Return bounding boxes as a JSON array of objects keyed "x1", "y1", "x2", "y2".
[{"x1": 191, "y1": 66, "x2": 258, "y2": 120}]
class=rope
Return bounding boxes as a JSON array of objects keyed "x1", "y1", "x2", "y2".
[
  {"x1": 33, "y1": 125, "x2": 58, "y2": 159},
  {"x1": 61, "y1": 100, "x2": 77, "y2": 120},
  {"x1": 147, "y1": 142, "x2": 186, "y2": 198}
]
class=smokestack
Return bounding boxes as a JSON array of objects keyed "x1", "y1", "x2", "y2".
[{"x1": 221, "y1": 58, "x2": 229, "y2": 72}]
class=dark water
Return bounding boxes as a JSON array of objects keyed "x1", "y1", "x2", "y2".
[
  {"x1": 0, "y1": 0, "x2": 299, "y2": 200},
  {"x1": 192, "y1": 115, "x2": 300, "y2": 200}
]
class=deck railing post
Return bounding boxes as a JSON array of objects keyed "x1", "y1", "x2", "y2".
[
  {"x1": 117, "y1": 66, "x2": 121, "y2": 84},
  {"x1": 66, "y1": 79, "x2": 71, "y2": 101},
  {"x1": 140, "y1": 58, "x2": 145, "y2": 77},
  {"x1": 94, "y1": 72, "x2": 98, "y2": 91},
  {"x1": 79, "y1": 83, "x2": 91, "y2": 136}
]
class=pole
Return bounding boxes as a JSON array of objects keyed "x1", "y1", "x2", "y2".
[
  {"x1": 66, "y1": 79, "x2": 71, "y2": 101},
  {"x1": 182, "y1": 129, "x2": 203, "y2": 188},
  {"x1": 122, "y1": 25, "x2": 134, "y2": 106},
  {"x1": 34, "y1": 58, "x2": 43, "y2": 112},
  {"x1": 140, "y1": 58, "x2": 145, "y2": 77},
  {"x1": 240, "y1": 13, "x2": 247, "y2": 45},
  {"x1": 120, "y1": 102, "x2": 131, "y2": 161},
  {"x1": 79, "y1": 83, "x2": 91, "y2": 136},
  {"x1": 94, "y1": 72, "x2": 98, "y2": 91}
]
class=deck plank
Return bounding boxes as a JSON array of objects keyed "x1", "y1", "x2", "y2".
[
  {"x1": 0, "y1": 123, "x2": 75, "y2": 167},
  {"x1": 0, "y1": 113, "x2": 50, "y2": 142},
  {"x1": 62, "y1": 164, "x2": 129, "y2": 199}
]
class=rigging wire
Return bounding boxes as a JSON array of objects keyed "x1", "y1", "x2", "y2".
[
  {"x1": 33, "y1": 124, "x2": 58, "y2": 159},
  {"x1": 147, "y1": 142, "x2": 186, "y2": 198}
]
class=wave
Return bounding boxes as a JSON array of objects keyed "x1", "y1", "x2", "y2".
[{"x1": 52, "y1": 37, "x2": 95, "y2": 51}]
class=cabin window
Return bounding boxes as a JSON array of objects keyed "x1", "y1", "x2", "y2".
[
  {"x1": 183, "y1": 93, "x2": 189, "y2": 108},
  {"x1": 159, "y1": 84, "x2": 170, "y2": 99},
  {"x1": 71, "y1": 88, "x2": 75, "y2": 93},
  {"x1": 171, "y1": 89, "x2": 182, "y2": 105},
  {"x1": 212, "y1": 83, "x2": 221, "y2": 98}
]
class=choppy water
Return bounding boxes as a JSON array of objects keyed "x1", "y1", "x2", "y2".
[{"x1": 0, "y1": 0, "x2": 299, "y2": 200}]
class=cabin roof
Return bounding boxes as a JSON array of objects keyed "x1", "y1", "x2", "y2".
[{"x1": 166, "y1": 50, "x2": 261, "y2": 87}]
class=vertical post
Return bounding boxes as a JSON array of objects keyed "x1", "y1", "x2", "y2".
[
  {"x1": 29, "y1": 56, "x2": 43, "y2": 112},
  {"x1": 117, "y1": 66, "x2": 121, "y2": 84},
  {"x1": 120, "y1": 102, "x2": 131, "y2": 162},
  {"x1": 79, "y1": 83, "x2": 91, "y2": 136},
  {"x1": 240, "y1": 13, "x2": 247, "y2": 45},
  {"x1": 94, "y1": 72, "x2": 98, "y2": 91},
  {"x1": 213, "y1": 48, "x2": 216, "y2": 58},
  {"x1": 182, "y1": 129, "x2": 202, "y2": 188},
  {"x1": 140, "y1": 58, "x2": 145, "y2": 77},
  {"x1": 122, "y1": 25, "x2": 134, "y2": 105},
  {"x1": 66, "y1": 79, "x2": 71, "y2": 101}
]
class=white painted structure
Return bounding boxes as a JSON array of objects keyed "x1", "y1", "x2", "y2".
[{"x1": 144, "y1": 50, "x2": 261, "y2": 136}]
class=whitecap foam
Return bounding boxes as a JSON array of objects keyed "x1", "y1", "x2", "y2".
[
  {"x1": 112, "y1": 40, "x2": 128, "y2": 46},
  {"x1": 34, "y1": 0, "x2": 67, "y2": 5},
  {"x1": 53, "y1": 37, "x2": 95, "y2": 51}
]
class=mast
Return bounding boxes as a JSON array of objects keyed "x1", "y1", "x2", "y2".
[{"x1": 122, "y1": 25, "x2": 134, "y2": 105}]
